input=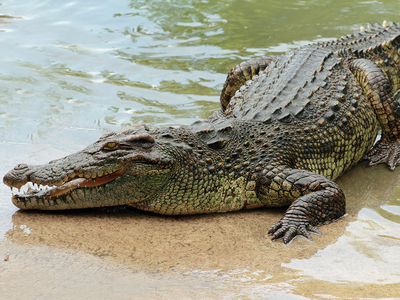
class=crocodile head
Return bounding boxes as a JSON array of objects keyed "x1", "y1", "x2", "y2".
[{"x1": 3, "y1": 124, "x2": 190, "y2": 210}]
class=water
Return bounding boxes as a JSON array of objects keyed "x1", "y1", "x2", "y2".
[{"x1": 1, "y1": 0, "x2": 400, "y2": 299}]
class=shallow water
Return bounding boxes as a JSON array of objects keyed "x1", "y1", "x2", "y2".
[{"x1": 1, "y1": 0, "x2": 400, "y2": 299}]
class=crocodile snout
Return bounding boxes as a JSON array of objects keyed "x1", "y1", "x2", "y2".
[
  {"x1": 14, "y1": 163, "x2": 29, "y2": 171},
  {"x1": 3, "y1": 163, "x2": 32, "y2": 189}
]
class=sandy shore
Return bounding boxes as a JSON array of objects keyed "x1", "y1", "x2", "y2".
[{"x1": 1, "y1": 161, "x2": 400, "y2": 299}]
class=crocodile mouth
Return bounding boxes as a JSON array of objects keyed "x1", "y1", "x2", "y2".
[{"x1": 11, "y1": 168, "x2": 126, "y2": 200}]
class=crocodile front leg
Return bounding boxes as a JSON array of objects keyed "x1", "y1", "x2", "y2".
[
  {"x1": 257, "y1": 167, "x2": 346, "y2": 244},
  {"x1": 348, "y1": 57, "x2": 400, "y2": 170}
]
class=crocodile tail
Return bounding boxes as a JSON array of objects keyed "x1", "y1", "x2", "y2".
[
  {"x1": 350, "y1": 35, "x2": 400, "y2": 94},
  {"x1": 220, "y1": 56, "x2": 277, "y2": 111},
  {"x1": 325, "y1": 22, "x2": 400, "y2": 54}
]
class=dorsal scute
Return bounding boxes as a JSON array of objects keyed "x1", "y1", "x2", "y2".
[
  {"x1": 190, "y1": 118, "x2": 234, "y2": 149},
  {"x1": 225, "y1": 45, "x2": 334, "y2": 125}
]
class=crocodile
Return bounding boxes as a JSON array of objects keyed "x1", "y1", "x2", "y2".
[{"x1": 4, "y1": 22, "x2": 400, "y2": 244}]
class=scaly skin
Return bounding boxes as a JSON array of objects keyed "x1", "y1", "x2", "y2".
[{"x1": 4, "y1": 22, "x2": 400, "y2": 244}]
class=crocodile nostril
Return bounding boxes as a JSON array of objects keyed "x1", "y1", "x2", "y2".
[{"x1": 14, "y1": 164, "x2": 29, "y2": 171}]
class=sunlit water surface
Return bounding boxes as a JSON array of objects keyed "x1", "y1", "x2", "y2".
[{"x1": 1, "y1": 0, "x2": 400, "y2": 299}]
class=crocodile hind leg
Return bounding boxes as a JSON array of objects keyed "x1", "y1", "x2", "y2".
[
  {"x1": 220, "y1": 56, "x2": 277, "y2": 111},
  {"x1": 348, "y1": 58, "x2": 400, "y2": 170},
  {"x1": 257, "y1": 167, "x2": 345, "y2": 244}
]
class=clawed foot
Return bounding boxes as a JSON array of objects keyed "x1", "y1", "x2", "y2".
[
  {"x1": 367, "y1": 137, "x2": 400, "y2": 170},
  {"x1": 268, "y1": 218, "x2": 322, "y2": 244}
]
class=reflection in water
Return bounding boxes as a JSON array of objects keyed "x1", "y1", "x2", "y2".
[
  {"x1": 286, "y1": 208, "x2": 400, "y2": 283},
  {"x1": 1, "y1": 0, "x2": 400, "y2": 298}
]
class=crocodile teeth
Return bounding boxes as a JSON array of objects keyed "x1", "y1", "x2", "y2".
[
  {"x1": 10, "y1": 168, "x2": 126, "y2": 199},
  {"x1": 12, "y1": 183, "x2": 57, "y2": 195},
  {"x1": 11, "y1": 168, "x2": 126, "y2": 198}
]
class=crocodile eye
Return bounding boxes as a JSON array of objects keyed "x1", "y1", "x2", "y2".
[{"x1": 103, "y1": 141, "x2": 119, "y2": 151}]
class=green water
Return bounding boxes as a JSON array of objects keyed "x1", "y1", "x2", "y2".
[{"x1": 1, "y1": 0, "x2": 400, "y2": 299}]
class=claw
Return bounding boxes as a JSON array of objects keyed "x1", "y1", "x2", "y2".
[
  {"x1": 367, "y1": 137, "x2": 400, "y2": 170},
  {"x1": 270, "y1": 227, "x2": 286, "y2": 241},
  {"x1": 268, "y1": 221, "x2": 322, "y2": 244},
  {"x1": 368, "y1": 154, "x2": 387, "y2": 167},
  {"x1": 268, "y1": 221, "x2": 282, "y2": 235},
  {"x1": 297, "y1": 225, "x2": 313, "y2": 241},
  {"x1": 282, "y1": 227, "x2": 297, "y2": 244},
  {"x1": 306, "y1": 224, "x2": 322, "y2": 236},
  {"x1": 387, "y1": 148, "x2": 400, "y2": 170}
]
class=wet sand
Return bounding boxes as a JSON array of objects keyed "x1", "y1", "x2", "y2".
[{"x1": 2, "y1": 161, "x2": 400, "y2": 299}]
